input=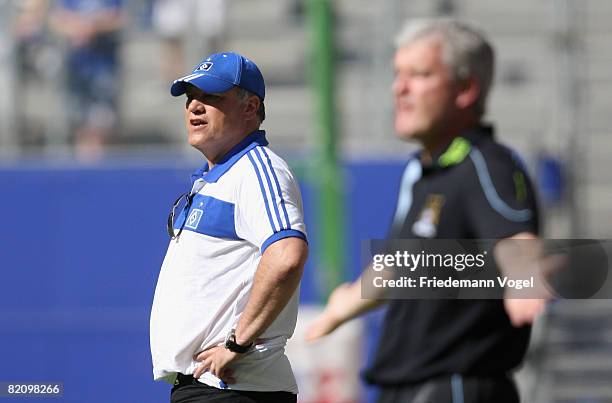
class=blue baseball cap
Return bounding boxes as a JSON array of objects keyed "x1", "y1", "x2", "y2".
[{"x1": 170, "y1": 52, "x2": 265, "y2": 100}]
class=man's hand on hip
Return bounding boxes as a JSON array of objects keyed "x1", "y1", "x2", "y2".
[{"x1": 193, "y1": 346, "x2": 239, "y2": 384}]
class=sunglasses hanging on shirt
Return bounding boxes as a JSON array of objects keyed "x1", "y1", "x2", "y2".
[{"x1": 167, "y1": 178, "x2": 205, "y2": 240}]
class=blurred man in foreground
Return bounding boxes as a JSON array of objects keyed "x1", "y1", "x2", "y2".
[
  {"x1": 150, "y1": 52, "x2": 308, "y2": 403},
  {"x1": 307, "y1": 19, "x2": 543, "y2": 403}
]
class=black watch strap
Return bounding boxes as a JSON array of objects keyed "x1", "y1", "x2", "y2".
[{"x1": 224, "y1": 329, "x2": 252, "y2": 353}]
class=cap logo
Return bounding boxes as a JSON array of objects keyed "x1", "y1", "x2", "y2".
[{"x1": 195, "y1": 62, "x2": 213, "y2": 72}]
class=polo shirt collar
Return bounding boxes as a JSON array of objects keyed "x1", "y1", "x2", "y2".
[
  {"x1": 191, "y1": 130, "x2": 268, "y2": 184},
  {"x1": 420, "y1": 124, "x2": 494, "y2": 172},
  {"x1": 460, "y1": 123, "x2": 494, "y2": 144}
]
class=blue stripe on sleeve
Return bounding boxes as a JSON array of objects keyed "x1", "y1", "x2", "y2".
[
  {"x1": 261, "y1": 229, "x2": 307, "y2": 253},
  {"x1": 469, "y1": 148, "x2": 532, "y2": 222},
  {"x1": 260, "y1": 147, "x2": 292, "y2": 230},
  {"x1": 391, "y1": 158, "x2": 422, "y2": 229},
  {"x1": 247, "y1": 152, "x2": 277, "y2": 232},
  {"x1": 451, "y1": 374, "x2": 464, "y2": 403},
  {"x1": 253, "y1": 148, "x2": 285, "y2": 230}
]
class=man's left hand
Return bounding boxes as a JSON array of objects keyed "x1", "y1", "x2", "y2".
[{"x1": 193, "y1": 346, "x2": 240, "y2": 383}]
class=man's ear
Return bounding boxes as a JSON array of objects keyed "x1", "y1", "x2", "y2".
[
  {"x1": 243, "y1": 95, "x2": 260, "y2": 119},
  {"x1": 455, "y1": 77, "x2": 481, "y2": 110}
]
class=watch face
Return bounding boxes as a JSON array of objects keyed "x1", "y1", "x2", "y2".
[
  {"x1": 223, "y1": 328, "x2": 252, "y2": 353},
  {"x1": 224, "y1": 329, "x2": 235, "y2": 347}
]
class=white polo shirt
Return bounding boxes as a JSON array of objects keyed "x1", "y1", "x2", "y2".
[{"x1": 150, "y1": 130, "x2": 307, "y2": 393}]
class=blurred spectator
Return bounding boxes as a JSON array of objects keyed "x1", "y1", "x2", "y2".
[
  {"x1": 152, "y1": 0, "x2": 226, "y2": 82},
  {"x1": 13, "y1": 0, "x2": 49, "y2": 75},
  {"x1": 50, "y1": 0, "x2": 126, "y2": 159},
  {"x1": 288, "y1": 0, "x2": 305, "y2": 24},
  {"x1": 12, "y1": 0, "x2": 53, "y2": 149}
]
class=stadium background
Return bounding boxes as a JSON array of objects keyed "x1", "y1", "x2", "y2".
[{"x1": 1, "y1": 0, "x2": 611, "y2": 402}]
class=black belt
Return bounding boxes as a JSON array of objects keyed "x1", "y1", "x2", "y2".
[{"x1": 174, "y1": 373, "x2": 198, "y2": 386}]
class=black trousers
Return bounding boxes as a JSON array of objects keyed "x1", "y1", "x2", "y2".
[
  {"x1": 377, "y1": 374, "x2": 520, "y2": 403},
  {"x1": 170, "y1": 373, "x2": 297, "y2": 403}
]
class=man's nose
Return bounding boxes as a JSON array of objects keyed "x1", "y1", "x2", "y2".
[
  {"x1": 392, "y1": 77, "x2": 409, "y2": 95},
  {"x1": 188, "y1": 98, "x2": 205, "y2": 114}
]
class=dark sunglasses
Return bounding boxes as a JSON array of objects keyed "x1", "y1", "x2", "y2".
[{"x1": 167, "y1": 192, "x2": 195, "y2": 240}]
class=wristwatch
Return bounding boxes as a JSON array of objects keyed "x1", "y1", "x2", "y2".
[{"x1": 224, "y1": 329, "x2": 253, "y2": 353}]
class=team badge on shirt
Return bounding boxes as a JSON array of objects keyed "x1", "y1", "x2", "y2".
[
  {"x1": 412, "y1": 194, "x2": 445, "y2": 238},
  {"x1": 185, "y1": 209, "x2": 204, "y2": 230}
]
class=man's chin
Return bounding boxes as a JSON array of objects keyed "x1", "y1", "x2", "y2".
[
  {"x1": 394, "y1": 129, "x2": 421, "y2": 143},
  {"x1": 188, "y1": 131, "x2": 208, "y2": 146}
]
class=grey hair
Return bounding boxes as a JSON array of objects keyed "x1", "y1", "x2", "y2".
[
  {"x1": 395, "y1": 18, "x2": 494, "y2": 117},
  {"x1": 234, "y1": 87, "x2": 266, "y2": 123}
]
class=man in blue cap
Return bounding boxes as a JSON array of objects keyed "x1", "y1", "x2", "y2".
[{"x1": 150, "y1": 52, "x2": 308, "y2": 403}]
